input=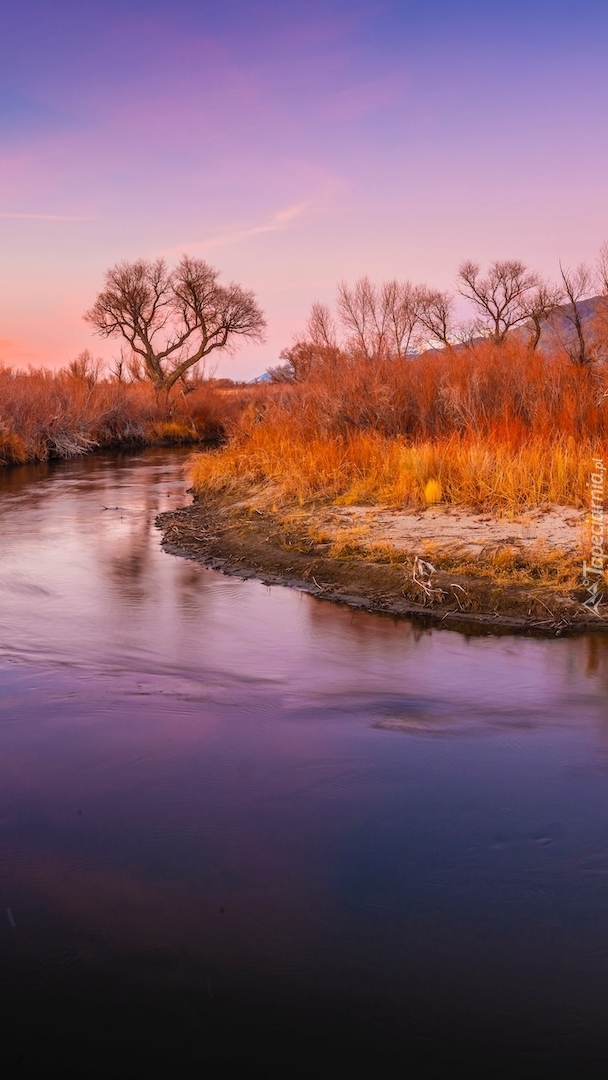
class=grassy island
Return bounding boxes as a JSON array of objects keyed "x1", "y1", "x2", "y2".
[{"x1": 159, "y1": 338, "x2": 608, "y2": 634}]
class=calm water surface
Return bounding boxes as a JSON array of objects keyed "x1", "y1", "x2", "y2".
[{"x1": 2, "y1": 450, "x2": 608, "y2": 1075}]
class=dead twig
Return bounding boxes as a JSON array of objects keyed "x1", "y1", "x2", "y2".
[
  {"x1": 533, "y1": 596, "x2": 556, "y2": 619},
  {"x1": 412, "y1": 556, "x2": 438, "y2": 601}
]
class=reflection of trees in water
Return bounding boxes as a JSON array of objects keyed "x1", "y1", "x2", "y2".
[
  {"x1": 577, "y1": 634, "x2": 608, "y2": 740},
  {"x1": 0, "y1": 451, "x2": 150, "y2": 526},
  {"x1": 0, "y1": 450, "x2": 216, "y2": 657},
  {"x1": 582, "y1": 633, "x2": 608, "y2": 681},
  {"x1": 95, "y1": 499, "x2": 157, "y2": 607},
  {"x1": 96, "y1": 494, "x2": 215, "y2": 626},
  {"x1": 0, "y1": 450, "x2": 148, "y2": 505},
  {"x1": 304, "y1": 597, "x2": 432, "y2": 659},
  {"x1": 558, "y1": 632, "x2": 608, "y2": 685},
  {"x1": 174, "y1": 565, "x2": 215, "y2": 623},
  {"x1": 0, "y1": 459, "x2": 51, "y2": 499},
  {"x1": 547, "y1": 634, "x2": 608, "y2": 737}
]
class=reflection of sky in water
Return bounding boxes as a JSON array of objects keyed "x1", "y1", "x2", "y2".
[
  {"x1": 2, "y1": 451, "x2": 608, "y2": 1063},
  {"x1": 1, "y1": 449, "x2": 607, "y2": 718}
]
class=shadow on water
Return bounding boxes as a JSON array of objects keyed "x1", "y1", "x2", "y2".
[{"x1": 2, "y1": 451, "x2": 608, "y2": 1075}]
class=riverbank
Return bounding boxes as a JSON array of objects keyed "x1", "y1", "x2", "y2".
[
  {"x1": 156, "y1": 496, "x2": 606, "y2": 635},
  {"x1": 0, "y1": 362, "x2": 268, "y2": 466}
]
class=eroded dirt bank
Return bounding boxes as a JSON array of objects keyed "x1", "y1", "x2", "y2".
[{"x1": 156, "y1": 498, "x2": 606, "y2": 636}]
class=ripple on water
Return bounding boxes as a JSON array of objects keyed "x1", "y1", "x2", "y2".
[{"x1": 1, "y1": 451, "x2": 608, "y2": 1069}]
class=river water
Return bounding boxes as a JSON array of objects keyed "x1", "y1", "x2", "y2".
[{"x1": 1, "y1": 450, "x2": 608, "y2": 1075}]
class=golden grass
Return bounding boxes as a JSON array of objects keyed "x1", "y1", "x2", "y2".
[
  {"x1": 0, "y1": 430, "x2": 27, "y2": 465},
  {"x1": 189, "y1": 338, "x2": 608, "y2": 515},
  {"x1": 424, "y1": 478, "x2": 442, "y2": 505},
  {"x1": 190, "y1": 423, "x2": 599, "y2": 512},
  {"x1": 4, "y1": 335, "x2": 608, "y2": 531},
  {"x1": 149, "y1": 420, "x2": 199, "y2": 443},
  {"x1": 278, "y1": 514, "x2": 600, "y2": 594}
]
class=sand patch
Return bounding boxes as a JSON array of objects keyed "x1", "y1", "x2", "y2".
[{"x1": 330, "y1": 504, "x2": 584, "y2": 557}]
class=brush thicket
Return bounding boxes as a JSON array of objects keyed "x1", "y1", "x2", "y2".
[{"x1": 190, "y1": 339, "x2": 608, "y2": 512}]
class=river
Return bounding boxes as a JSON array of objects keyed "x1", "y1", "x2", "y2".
[{"x1": 1, "y1": 449, "x2": 608, "y2": 1075}]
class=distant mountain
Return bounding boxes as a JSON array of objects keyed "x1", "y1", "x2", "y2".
[
  {"x1": 247, "y1": 371, "x2": 273, "y2": 384},
  {"x1": 529, "y1": 294, "x2": 607, "y2": 359}
]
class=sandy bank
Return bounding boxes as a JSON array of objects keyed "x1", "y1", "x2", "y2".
[
  {"x1": 156, "y1": 498, "x2": 606, "y2": 636},
  {"x1": 330, "y1": 502, "x2": 584, "y2": 554}
]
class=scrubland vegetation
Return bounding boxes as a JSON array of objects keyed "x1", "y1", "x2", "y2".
[
  {"x1": 149, "y1": 251, "x2": 608, "y2": 629},
  {"x1": 179, "y1": 329, "x2": 608, "y2": 628},
  {"x1": 190, "y1": 337, "x2": 608, "y2": 514},
  {"x1": 0, "y1": 355, "x2": 255, "y2": 466},
  {"x1": 3, "y1": 251, "x2": 608, "y2": 523},
  {"x1": 188, "y1": 250, "x2": 608, "y2": 516},
  {"x1": 4, "y1": 335, "x2": 604, "y2": 517},
  {"x1": 0, "y1": 253, "x2": 267, "y2": 467},
  {"x1": 5, "y1": 248, "x2": 606, "y2": 626}
]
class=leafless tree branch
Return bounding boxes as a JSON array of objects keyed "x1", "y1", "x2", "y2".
[
  {"x1": 557, "y1": 262, "x2": 595, "y2": 364},
  {"x1": 85, "y1": 256, "x2": 266, "y2": 392},
  {"x1": 457, "y1": 259, "x2": 540, "y2": 343}
]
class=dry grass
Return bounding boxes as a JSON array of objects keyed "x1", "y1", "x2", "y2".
[
  {"x1": 4, "y1": 335, "x2": 607, "y2": 524},
  {"x1": 190, "y1": 339, "x2": 608, "y2": 514},
  {"x1": 190, "y1": 425, "x2": 597, "y2": 512},
  {"x1": 270, "y1": 512, "x2": 591, "y2": 589},
  {"x1": 0, "y1": 364, "x2": 261, "y2": 465}
]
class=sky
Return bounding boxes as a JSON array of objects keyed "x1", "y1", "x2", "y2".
[{"x1": 1, "y1": 0, "x2": 608, "y2": 379}]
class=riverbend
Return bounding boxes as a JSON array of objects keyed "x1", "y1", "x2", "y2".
[{"x1": 2, "y1": 450, "x2": 608, "y2": 1075}]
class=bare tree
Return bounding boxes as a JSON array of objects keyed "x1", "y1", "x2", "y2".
[
  {"x1": 307, "y1": 302, "x2": 338, "y2": 349},
  {"x1": 270, "y1": 302, "x2": 342, "y2": 382},
  {"x1": 518, "y1": 280, "x2": 564, "y2": 351},
  {"x1": 85, "y1": 256, "x2": 266, "y2": 393},
  {"x1": 268, "y1": 342, "x2": 308, "y2": 382},
  {"x1": 110, "y1": 345, "x2": 139, "y2": 383},
  {"x1": 67, "y1": 350, "x2": 103, "y2": 386},
  {"x1": 592, "y1": 242, "x2": 608, "y2": 357},
  {"x1": 273, "y1": 338, "x2": 343, "y2": 383},
  {"x1": 557, "y1": 262, "x2": 595, "y2": 364},
  {"x1": 110, "y1": 351, "x2": 126, "y2": 383},
  {"x1": 418, "y1": 288, "x2": 455, "y2": 347},
  {"x1": 457, "y1": 259, "x2": 540, "y2": 343},
  {"x1": 336, "y1": 277, "x2": 384, "y2": 360},
  {"x1": 381, "y1": 280, "x2": 425, "y2": 357},
  {"x1": 597, "y1": 242, "x2": 608, "y2": 296},
  {"x1": 336, "y1": 277, "x2": 424, "y2": 360}
]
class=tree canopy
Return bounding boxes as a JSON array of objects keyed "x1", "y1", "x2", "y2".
[{"x1": 85, "y1": 256, "x2": 266, "y2": 392}]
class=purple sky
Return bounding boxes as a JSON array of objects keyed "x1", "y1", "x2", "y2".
[{"x1": 1, "y1": 0, "x2": 607, "y2": 378}]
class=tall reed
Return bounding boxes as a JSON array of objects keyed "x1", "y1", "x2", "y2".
[
  {"x1": 190, "y1": 339, "x2": 608, "y2": 511},
  {"x1": 0, "y1": 366, "x2": 255, "y2": 465}
]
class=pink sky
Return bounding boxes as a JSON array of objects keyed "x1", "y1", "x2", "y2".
[{"x1": 1, "y1": 1, "x2": 607, "y2": 379}]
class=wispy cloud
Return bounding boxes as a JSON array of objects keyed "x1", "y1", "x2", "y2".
[
  {"x1": 174, "y1": 199, "x2": 314, "y2": 255},
  {"x1": 0, "y1": 212, "x2": 92, "y2": 221}
]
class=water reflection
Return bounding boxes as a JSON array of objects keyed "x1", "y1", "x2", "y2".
[
  {"x1": 1, "y1": 449, "x2": 607, "y2": 710},
  {"x1": 2, "y1": 451, "x2": 608, "y2": 1071}
]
